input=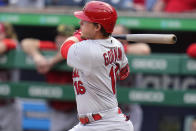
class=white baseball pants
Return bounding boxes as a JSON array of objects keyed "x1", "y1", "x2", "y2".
[{"x1": 69, "y1": 107, "x2": 134, "y2": 131}]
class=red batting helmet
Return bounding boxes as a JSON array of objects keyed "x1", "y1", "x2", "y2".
[{"x1": 74, "y1": 1, "x2": 118, "y2": 33}]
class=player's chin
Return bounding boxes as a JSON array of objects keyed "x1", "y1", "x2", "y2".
[{"x1": 81, "y1": 35, "x2": 88, "y2": 40}]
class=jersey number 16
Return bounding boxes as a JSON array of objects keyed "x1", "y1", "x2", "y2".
[{"x1": 74, "y1": 81, "x2": 86, "y2": 95}]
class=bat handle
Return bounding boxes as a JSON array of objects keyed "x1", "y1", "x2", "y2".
[{"x1": 112, "y1": 35, "x2": 126, "y2": 40}]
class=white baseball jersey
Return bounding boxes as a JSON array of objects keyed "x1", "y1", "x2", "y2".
[{"x1": 67, "y1": 37, "x2": 128, "y2": 115}]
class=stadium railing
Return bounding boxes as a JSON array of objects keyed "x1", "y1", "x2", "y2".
[{"x1": 0, "y1": 50, "x2": 196, "y2": 107}]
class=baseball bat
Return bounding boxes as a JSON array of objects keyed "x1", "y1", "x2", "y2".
[{"x1": 112, "y1": 34, "x2": 177, "y2": 44}]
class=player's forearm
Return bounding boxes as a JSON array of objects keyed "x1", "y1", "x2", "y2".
[
  {"x1": 0, "y1": 41, "x2": 7, "y2": 54},
  {"x1": 126, "y1": 43, "x2": 151, "y2": 55},
  {"x1": 21, "y1": 38, "x2": 41, "y2": 57},
  {"x1": 49, "y1": 51, "x2": 64, "y2": 67}
]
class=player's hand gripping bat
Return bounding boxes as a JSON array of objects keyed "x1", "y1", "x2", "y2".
[{"x1": 112, "y1": 34, "x2": 177, "y2": 44}]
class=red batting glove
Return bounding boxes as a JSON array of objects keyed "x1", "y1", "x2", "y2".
[
  {"x1": 119, "y1": 64, "x2": 130, "y2": 80},
  {"x1": 73, "y1": 30, "x2": 86, "y2": 42}
]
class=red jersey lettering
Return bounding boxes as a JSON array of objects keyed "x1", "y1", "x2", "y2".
[
  {"x1": 103, "y1": 47, "x2": 122, "y2": 66},
  {"x1": 72, "y1": 69, "x2": 80, "y2": 78}
]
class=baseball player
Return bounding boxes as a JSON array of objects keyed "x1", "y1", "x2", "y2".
[
  {"x1": 187, "y1": 43, "x2": 196, "y2": 58},
  {"x1": 21, "y1": 25, "x2": 78, "y2": 131},
  {"x1": 60, "y1": 1, "x2": 134, "y2": 131},
  {"x1": 0, "y1": 22, "x2": 22, "y2": 131},
  {"x1": 191, "y1": 117, "x2": 196, "y2": 131}
]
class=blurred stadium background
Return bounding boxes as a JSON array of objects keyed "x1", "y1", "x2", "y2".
[{"x1": 0, "y1": 0, "x2": 196, "y2": 131}]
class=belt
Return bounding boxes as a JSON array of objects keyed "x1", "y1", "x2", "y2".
[
  {"x1": 79, "y1": 114, "x2": 102, "y2": 124},
  {"x1": 79, "y1": 108, "x2": 123, "y2": 125}
]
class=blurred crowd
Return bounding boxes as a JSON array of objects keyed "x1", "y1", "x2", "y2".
[{"x1": 0, "y1": 0, "x2": 196, "y2": 13}]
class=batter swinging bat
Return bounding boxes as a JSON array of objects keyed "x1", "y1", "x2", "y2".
[{"x1": 112, "y1": 34, "x2": 177, "y2": 44}]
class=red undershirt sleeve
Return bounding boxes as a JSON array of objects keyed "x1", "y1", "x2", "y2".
[
  {"x1": 61, "y1": 29, "x2": 85, "y2": 59},
  {"x1": 39, "y1": 41, "x2": 57, "y2": 50},
  {"x1": 61, "y1": 40, "x2": 75, "y2": 59},
  {"x1": 2, "y1": 38, "x2": 17, "y2": 50}
]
